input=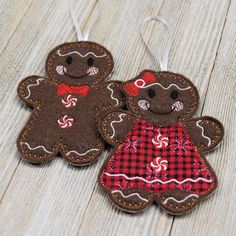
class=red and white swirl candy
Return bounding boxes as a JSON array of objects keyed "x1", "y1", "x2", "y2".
[
  {"x1": 57, "y1": 115, "x2": 74, "y2": 128},
  {"x1": 152, "y1": 133, "x2": 169, "y2": 148},
  {"x1": 151, "y1": 157, "x2": 168, "y2": 172},
  {"x1": 61, "y1": 95, "x2": 78, "y2": 108}
]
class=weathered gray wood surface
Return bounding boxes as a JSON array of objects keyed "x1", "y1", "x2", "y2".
[{"x1": 0, "y1": 0, "x2": 235, "y2": 235}]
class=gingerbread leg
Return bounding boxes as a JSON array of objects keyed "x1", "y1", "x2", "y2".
[
  {"x1": 157, "y1": 190, "x2": 200, "y2": 215},
  {"x1": 17, "y1": 116, "x2": 59, "y2": 164},
  {"x1": 60, "y1": 131, "x2": 104, "y2": 166},
  {"x1": 108, "y1": 188, "x2": 154, "y2": 213}
]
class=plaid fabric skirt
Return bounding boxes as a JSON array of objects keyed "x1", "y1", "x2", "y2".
[{"x1": 100, "y1": 120, "x2": 215, "y2": 195}]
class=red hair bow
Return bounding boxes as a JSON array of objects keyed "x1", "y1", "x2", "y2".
[
  {"x1": 123, "y1": 72, "x2": 156, "y2": 96},
  {"x1": 57, "y1": 83, "x2": 90, "y2": 96}
]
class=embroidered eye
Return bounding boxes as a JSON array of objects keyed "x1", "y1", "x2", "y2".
[
  {"x1": 66, "y1": 56, "x2": 73, "y2": 65},
  {"x1": 87, "y1": 57, "x2": 94, "y2": 66},
  {"x1": 148, "y1": 89, "x2": 155, "y2": 98},
  {"x1": 170, "y1": 90, "x2": 178, "y2": 100}
]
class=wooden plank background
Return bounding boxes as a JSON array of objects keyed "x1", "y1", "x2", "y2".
[{"x1": 0, "y1": 0, "x2": 235, "y2": 235}]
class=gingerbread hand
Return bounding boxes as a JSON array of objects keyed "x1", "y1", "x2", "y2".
[
  {"x1": 183, "y1": 116, "x2": 224, "y2": 153},
  {"x1": 94, "y1": 81, "x2": 125, "y2": 112},
  {"x1": 99, "y1": 110, "x2": 135, "y2": 147},
  {"x1": 17, "y1": 76, "x2": 54, "y2": 107}
]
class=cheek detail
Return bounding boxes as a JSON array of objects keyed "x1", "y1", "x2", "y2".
[
  {"x1": 87, "y1": 66, "x2": 99, "y2": 76},
  {"x1": 171, "y1": 101, "x2": 184, "y2": 111},
  {"x1": 138, "y1": 99, "x2": 150, "y2": 110},
  {"x1": 56, "y1": 65, "x2": 67, "y2": 75}
]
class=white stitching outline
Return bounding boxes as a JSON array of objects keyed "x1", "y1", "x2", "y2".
[
  {"x1": 57, "y1": 50, "x2": 107, "y2": 58},
  {"x1": 25, "y1": 78, "x2": 44, "y2": 99},
  {"x1": 105, "y1": 172, "x2": 212, "y2": 184},
  {"x1": 20, "y1": 142, "x2": 52, "y2": 154},
  {"x1": 66, "y1": 148, "x2": 99, "y2": 156},
  {"x1": 135, "y1": 79, "x2": 191, "y2": 91},
  {"x1": 107, "y1": 83, "x2": 119, "y2": 106},
  {"x1": 110, "y1": 114, "x2": 127, "y2": 138},
  {"x1": 196, "y1": 120, "x2": 211, "y2": 147},
  {"x1": 111, "y1": 190, "x2": 148, "y2": 202},
  {"x1": 163, "y1": 194, "x2": 199, "y2": 204}
]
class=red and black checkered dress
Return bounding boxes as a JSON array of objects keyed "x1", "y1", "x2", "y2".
[{"x1": 100, "y1": 120, "x2": 215, "y2": 196}]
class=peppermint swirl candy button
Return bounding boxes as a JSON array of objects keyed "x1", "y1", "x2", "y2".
[
  {"x1": 57, "y1": 115, "x2": 74, "y2": 128},
  {"x1": 62, "y1": 95, "x2": 78, "y2": 108},
  {"x1": 152, "y1": 133, "x2": 169, "y2": 148},
  {"x1": 150, "y1": 157, "x2": 168, "y2": 172}
]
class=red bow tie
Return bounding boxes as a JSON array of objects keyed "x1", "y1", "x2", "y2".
[
  {"x1": 57, "y1": 83, "x2": 90, "y2": 96},
  {"x1": 123, "y1": 72, "x2": 156, "y2": 96}
]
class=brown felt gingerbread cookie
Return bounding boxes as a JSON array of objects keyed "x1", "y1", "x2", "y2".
[
  {"x1": 17, "y1": 41, "x2": 125, "y2": 165},
  {"x1": 98, "y1": 70, "x2": 224, "y2": 215}
]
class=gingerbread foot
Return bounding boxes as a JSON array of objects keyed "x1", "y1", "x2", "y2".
[
  {"x1": 62, "y1": 143, "x2": 104, "y2": 166},
  {"x1": 108, "y1": 188, "x2": 154, "y2": 213},
  {"x1": 17, "y1": 139, "x2": 57, "y2": 164},
  {"x1": 157, "y1": 190, "x2": 200, "y2": 215},
  {"x1": 17, "y1": 116, "x2": 58, "y2": 163},
  {"x1": 60, "y1": 133, "x2": 104, "y2": 166}
]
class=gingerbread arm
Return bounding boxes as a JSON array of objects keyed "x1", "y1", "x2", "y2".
[
  {"x1": 99, "y1": 110, "x2": 135, "y2": 147},
  {"x1": 17, "y1": 76, "x2": 52, "y2": 107},
  {"x1": 183, "y1": 116, "x2": 224, "y2": 153},
  {"x1": 95, "y1": 81, "x2": 125, "y2": 111}
]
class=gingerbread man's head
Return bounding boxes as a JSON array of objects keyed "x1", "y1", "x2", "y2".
[
  {"x1": 46, "y1": 42, "x2": 114, "y2": 85},
  {"x1": 123, "y1": 70, "x2": 199, "y2": 126}
]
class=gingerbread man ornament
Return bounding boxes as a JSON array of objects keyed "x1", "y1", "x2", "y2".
[
  {"x1": 98, "y1": 17, "x2": 224, "y2": 215},
  {"x1": 17, "y1": 41, "x2": 124, "y2": 165},
  {"x1": 99, "y1": 70, "x2": 224, "y2": 215}
]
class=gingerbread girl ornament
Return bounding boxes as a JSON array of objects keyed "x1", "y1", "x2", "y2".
[
  {"x1": 98, "y1": 17, "x2": 224, "y2": 214},
  {"x1": 17, "y1": 3, "x2": 124, "y2": 165}
]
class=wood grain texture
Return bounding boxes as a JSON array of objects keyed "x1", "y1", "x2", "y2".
[
  {"x1": 171, "y1": 0, "x2": 236, "y2": 234},
  {"x1": 0, "y1": 0, "x2": 234, "y2": 235},
  {"x1": 0, "y1": 0, "x2": 96, "y2": 198},
  {"x1": 0, "y1": 0, "x2": 33, "y2": 54}
]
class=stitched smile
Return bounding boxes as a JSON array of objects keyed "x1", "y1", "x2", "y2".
[
  {"x1": 65, "y1": 72, "x2": 90, "y2": 79},
  {"x1": 64, "y1": 68, "x2": 90, "y2": 79},
  {"x1": 146, "y1": 103, "x2": 174, "y2": 115}
]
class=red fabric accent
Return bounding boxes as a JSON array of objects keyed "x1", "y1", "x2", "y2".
[
  {"x1": 143, "y1": 71, "x2": 156, "y2": 83},
  {"x1": 123, "y1": 72, "x2": 157, "y2": 96},
  {"x1": 100, "y1": 120, "x2": 216, "y2": 195},
  {"x1": 57, "y1": 83, "x2": 90, "y2": 96},
  {"x1": 123, "y1": 83, "x2": 140, "y2": 96}
]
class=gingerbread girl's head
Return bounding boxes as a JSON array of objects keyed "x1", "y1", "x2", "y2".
[
  {"x1": 46, "y1": 41, "x2": 114, "y2": 85},
  {"x1": 123, "y1": 70, "x2": 199, "y2": 126}
]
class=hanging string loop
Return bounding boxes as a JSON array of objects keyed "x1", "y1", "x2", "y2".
[
  {"x1": 141, "y1": 16, "x2": 172, "y2": 71},
  {"x1": 70, "y1": 0, "x2": 102, "y2": 41}
]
